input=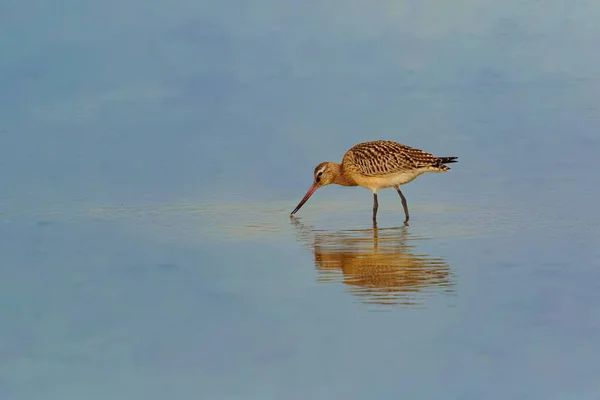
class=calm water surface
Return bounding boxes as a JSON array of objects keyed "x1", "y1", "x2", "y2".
[{"x1": 2, "y1": 1, "x2": 600, "y2": 399}]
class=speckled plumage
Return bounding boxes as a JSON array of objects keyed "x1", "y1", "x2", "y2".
[{"x1": 343, "y1": 140, "x2": 456, "y2": 176}]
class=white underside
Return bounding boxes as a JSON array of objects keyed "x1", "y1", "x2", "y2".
[{"x1": 353, "y1": 168, "x2": 444, "y2": 193}]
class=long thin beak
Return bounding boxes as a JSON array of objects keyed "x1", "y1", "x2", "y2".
[{"x1": 291, "y1": 182, "x2": 318, "y2": 215}]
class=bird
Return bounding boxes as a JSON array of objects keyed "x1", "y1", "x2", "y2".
[{"x1": 290, "y1": 140, "x2": 457, "y2": 224}]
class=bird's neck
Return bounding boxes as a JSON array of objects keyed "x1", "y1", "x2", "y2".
[{"x1": 331, "y1": 163, "x2": 358, "y2": 186}]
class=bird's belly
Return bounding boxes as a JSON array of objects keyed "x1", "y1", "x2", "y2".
[{"x1": 353, "y1": 171, "x2": 422, "y2": 192}]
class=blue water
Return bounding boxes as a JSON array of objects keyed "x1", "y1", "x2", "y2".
[{"x1": 2, "y1": 1, "x2": 600, "y2": 399}]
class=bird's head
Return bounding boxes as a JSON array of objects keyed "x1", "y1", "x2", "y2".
[
  {"x1": 290, "y1": 161, "x2": 338, "y2": 216},
  {"x1": 313, "y1": 161, "x2": 337, "y2": 187}
]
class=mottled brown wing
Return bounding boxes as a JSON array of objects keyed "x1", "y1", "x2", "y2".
[{"x1": 344, "y1": 140, "x2": 439, "y2": 176}]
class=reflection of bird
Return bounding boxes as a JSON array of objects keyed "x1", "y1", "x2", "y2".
[
  {"x1": 291, "y1": 140, "x2": 457, "y2": 224},
  {"x1": 291, "y1": 219, "x2": 453, "y2": 307}
]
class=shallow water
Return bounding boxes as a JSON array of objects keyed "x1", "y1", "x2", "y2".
[
  {"x1": 2, "y1": 0, "x2": 600, "y2": 399},
  {"x1": 2, "y1": 191, "x2": 599, "y2": 398}
]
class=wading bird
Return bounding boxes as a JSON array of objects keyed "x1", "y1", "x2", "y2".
[{"x1": 290, "y1": 140, "x2": 457, "y2": 224}]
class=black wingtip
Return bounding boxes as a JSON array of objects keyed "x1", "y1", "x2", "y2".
[{"x1": 437, "y1": 156, "x2": 458, "y2": 165}]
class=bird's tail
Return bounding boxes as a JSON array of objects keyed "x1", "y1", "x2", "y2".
[
  {"x1": 436, "y1": 156, "x2": 458, "y2": 165},
  {"x1": 432, "y1": 156, "x2": 458, "y2": 171}
]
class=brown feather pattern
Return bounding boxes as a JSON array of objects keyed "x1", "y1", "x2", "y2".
[{"x1": 342, "y1": 140, "x2": 455, "y2": 176}]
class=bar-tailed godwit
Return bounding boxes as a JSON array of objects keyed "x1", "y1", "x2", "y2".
[{"x1": 290, "y1": 140, "x2": 457, "y2": 224}]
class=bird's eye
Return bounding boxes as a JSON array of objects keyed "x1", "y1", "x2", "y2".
[{"x1": 317, "y1": 171, "x2": 323, "y2": 177}]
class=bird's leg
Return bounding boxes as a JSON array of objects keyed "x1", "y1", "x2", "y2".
[
  {"x1": 372, "y1": 193, "x2": 379, "y2": 225},
  {"x1": 395, "y1": 186, "x2": 410, "y2": 223}
]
